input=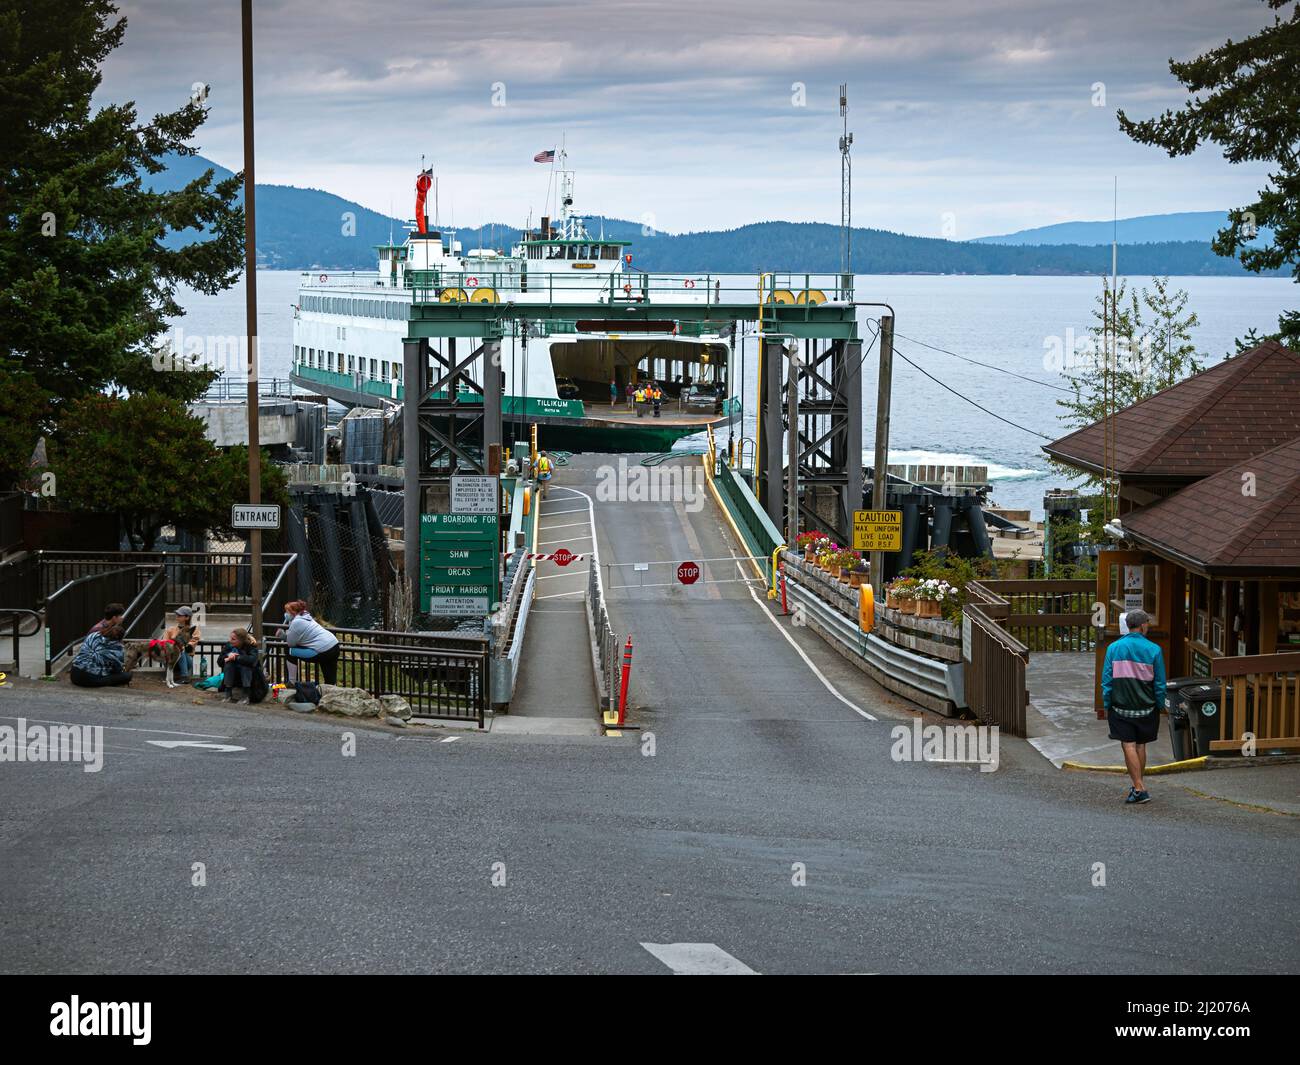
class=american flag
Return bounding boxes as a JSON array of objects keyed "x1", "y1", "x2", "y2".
[{"x1": 533, "y1": 149, "x2": 556, "y2": 163}]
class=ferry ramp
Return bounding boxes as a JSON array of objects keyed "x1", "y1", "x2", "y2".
[{"x1": 507, "y1": 453, "x2": 894, "y2": 748}]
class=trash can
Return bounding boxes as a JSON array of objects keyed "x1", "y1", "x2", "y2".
[
  {"x1": 1164, "y1": 676, "x2": 1201, "y2": 762},
  {"x1": 1180, "y1": 683, "x2": 1231, "y2": 757}
]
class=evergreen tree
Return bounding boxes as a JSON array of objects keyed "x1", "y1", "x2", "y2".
[
  {"x1": 0, "y1": 0, "x2": 244, "y2": 403},
  {"x1": 1118, "y1": 0, "x2": 1300, "y2": 347}
]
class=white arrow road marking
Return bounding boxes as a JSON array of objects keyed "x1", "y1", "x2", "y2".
[
  {"x1": 146, "y1": 740, "x2": 246, "y2": 753},
  {"x1": 440, "y1": 736, "x2": 460, "y2": 743},
  {"x1": 641, "y1": 943, "x2": 759, "y2": 974}
]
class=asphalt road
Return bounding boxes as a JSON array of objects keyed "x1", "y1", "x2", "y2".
[{"x1": 1, "y1": 454, "x2": 1297, "y2": 974}]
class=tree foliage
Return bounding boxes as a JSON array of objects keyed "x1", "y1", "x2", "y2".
[
  {"x1": 46, "y1": 392, "x2": 287, "y2": 550},
  {"x1": 1056, "y1": 276, "x2": 1203, "y2": 434},
  {"x1": 1118, "y1": 0, "x2": 1300, "y2": 346},
  {"x1": 0, "y1": 0, "x2": 244, "y2": 402},
  {"x1": 0, "y1": 362, "x2": 51, "y2": 490}
]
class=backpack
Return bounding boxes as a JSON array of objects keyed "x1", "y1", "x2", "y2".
[{"x1": 293, "y1": 680, "x2": 322, "y2": 705}]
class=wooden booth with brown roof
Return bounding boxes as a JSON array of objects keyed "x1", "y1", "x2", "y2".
[{"x1": 1043, "y1": 341, "x2": 1300, "y2": 753}]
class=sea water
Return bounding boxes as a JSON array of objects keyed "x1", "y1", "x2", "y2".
[{"x1": 174, "y1": 271, "x2": 1296, "y2": 517}]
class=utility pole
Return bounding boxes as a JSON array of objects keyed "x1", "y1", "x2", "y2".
[
  {"x1": 786, "y1": 342, "x2": 799, "y2": 546},
  {"x1": 839, "y1": 84, "x2": 853, "y2": 278},
  {"x1": 241, "y1": 0, "x2": 263, "y2": 641},
  {"x1": 870, "y1": 316, "x2": 894, "y2": 600}
]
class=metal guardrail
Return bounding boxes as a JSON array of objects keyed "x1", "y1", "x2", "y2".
[
  {"x1": 0, "y1": 609, "x2": 40, "y2": 670},
  {"x1": 587, "y1": 552, "x2": 620, "y2": 714},
  {"x1": 783, "y1": 569, "x2": 964, "y2": 711}
]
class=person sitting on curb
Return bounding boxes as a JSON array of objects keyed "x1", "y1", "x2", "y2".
[
  {"x1": 1101, "y1": 608, "x2": 1167, "y2": 805},
  {"x1": 70, "y1": 623, "x2": 131, "y2": 688},
  {"x1": 87, "y1": 602, "x2": 126, "y2": 636},
  {"x1": 219, "y1": 629, "x2": 268, "y2": 705},
  {"x1": 282, "y1": 600, "x2": 341, "y2": 685},
  {"x1": 164, "y1": 606, "x2": 202, "y2": 682}
]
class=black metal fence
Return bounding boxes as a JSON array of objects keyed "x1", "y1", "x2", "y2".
[
  {"x1": 45, "y1": 566, "x2": 147, "y2": 673},
  {"x1": 188, "y1": 636, "x2": 488, "y2": 724},
  {"x1": 123, "y1": 565, "x2": 168, "y2": 642}
]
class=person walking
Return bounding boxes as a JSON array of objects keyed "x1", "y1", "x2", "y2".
[
  {"x1": 610, "y1": 378, "x2": 619, "y2": 407},
  {"x1": 70, "y1": 624, "x2": 132, "y2": 688},
  {"x1": 536, "y1": 449, "x2": 554, "y2": 498},
  {"x1": 1101, "y1": 609, "x2": 1166, "y2": 804},
  {"x1": 634, "y1": 385, "x2": 646, "y2": 417},
  {"x1": 651, "y1": 385, "x2": 662, "y2": 418},
  {"x1": 282, "y1": 601, "x2": 341, "y2": 685}
]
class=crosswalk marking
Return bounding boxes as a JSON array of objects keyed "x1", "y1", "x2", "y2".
[{"x1": 641, "y1": 942, "x2": 759, "y2": 974}]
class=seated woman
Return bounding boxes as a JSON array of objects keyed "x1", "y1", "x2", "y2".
[
  {"x1": 70, "y1": 624, "x2": 132, "y2": 687},
  {"x1": 164, "y1": 606, "x2": 202, "y2": 682},
  {"x1": 281, "y1": 600, "x2": 341, "y2": 685},
  {"x1": 218, "y1": 629, "x2": 268, "y2": 705}
]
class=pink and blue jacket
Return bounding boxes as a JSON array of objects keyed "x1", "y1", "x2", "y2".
[{"x1": 1101, "y1": 631, "x2": 1167, "y2": 717}]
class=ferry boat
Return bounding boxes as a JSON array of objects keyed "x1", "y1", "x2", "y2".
[{"x1": 289, "y1": 154, "x2": 740, "y2": 452}]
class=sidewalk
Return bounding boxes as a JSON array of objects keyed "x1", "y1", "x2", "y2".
[
  {"x1": 1024, "y1": 652, "x2": 1300, "y2": 815},
  {"x1": 504, "y1": 481, "x2": 599, "y2": 732}
]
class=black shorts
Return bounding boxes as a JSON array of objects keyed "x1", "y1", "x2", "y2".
[{"x1": 1108, "y1": 708, "x2": 1160, "y2": 744}]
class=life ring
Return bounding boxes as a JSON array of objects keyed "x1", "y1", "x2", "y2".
[
  {"x1": 319, "y1": 273, "x2": 328, "y2": 283},
  {"x1": 466, "y1": 276, "x2": 479, "y2": 288},
  {"x1": 683, "y1": 279, "x2": 695, "y2": 289}
]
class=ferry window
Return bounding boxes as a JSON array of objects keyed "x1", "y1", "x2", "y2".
[
  {"x1": 347, "y1": 354, "x2": 354, "y2": 374},
  {"x1": 548, "y1": 245, "x2": 564, "y2": 259},
  {"x1": 602, "y1": 246, "x2": 618, "y2": 259},
  {"x1": 566, "y1": 244, "x2": 578, "y2": 259},
  {"x1": 381, "y1": 360, "x2": 390, "y2": 379}
]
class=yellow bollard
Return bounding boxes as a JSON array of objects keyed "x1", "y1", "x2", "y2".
[{"x1": 523, "y1": 486, "x2": 531, "y2": 516}]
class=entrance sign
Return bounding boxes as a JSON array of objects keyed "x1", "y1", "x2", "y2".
[
  {"x1": 852, "y1": 510, "x2": 902, "y2": 552},
  {"x1": 451, "y1": 475, "x2": 499, "y2": 515},
  {"x1": 677, "y1": 561, "x2": 701, "y2": 585},
  {"x1": 232, "y1": 504, "x2": 281, "y2": 530}
]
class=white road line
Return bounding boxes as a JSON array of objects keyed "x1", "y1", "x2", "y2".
[
  {"x1": 742, "y1": 575, "x2": 876, "y2": 722},
  {"x1": 537, "y1": 570, "x2": 590, "y2": 579},
  {"x1": 440, "y1": 736, "x2": 460, "y2": 743},
  {"x1": 641, "y1": 943, "x2": 759, "y2": 975},
  {"x1": 539, "y1": 521, "x2": 593, "y2": 532},
  {"x1": 146, "y1": 740, "x2": 246, "y2": 753},
  {"x1": 537, "y1": 535, "x2": 593, "y2": 546},
  {"x1": 535, "y1": 505, "x2": 586, "y2": 516},
  {"x1": 0, "y1": 716, "x2": 231, "y2": 739},
  {"x1": 535, "y1": 590, "x2": 585, "y2": 600}
]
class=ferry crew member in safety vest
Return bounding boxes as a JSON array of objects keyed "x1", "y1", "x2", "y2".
[
  {"x1": 537, "y1": 450, "x2": 553, "y2": 496},
  {"x1": 651, "y1": 386, "x2": 662, "y2": 418},
  {"x1": 1101, "y1": 609, "x2": 1167, "y2": 805},
  {"x1": 634, "y1": 387, "x2": 647, "y2": 417}
]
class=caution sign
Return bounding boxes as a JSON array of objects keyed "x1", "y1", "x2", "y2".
[{"x1": 852, "y1": 509, "x2": 902, "y2": 552}]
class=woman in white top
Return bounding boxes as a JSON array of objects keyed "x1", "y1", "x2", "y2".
[{"x1": 282, "y1": 600, "x2": 341, "y2": 684}]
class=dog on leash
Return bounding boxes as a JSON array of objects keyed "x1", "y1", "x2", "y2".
[{"x1": 124, "y1": 623, "x2": 194, "y2": 689}]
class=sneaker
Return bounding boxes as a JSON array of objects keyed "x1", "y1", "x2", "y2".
[{"x1": 1125, "y1": 787, "x2": 1152, "y2": 804}]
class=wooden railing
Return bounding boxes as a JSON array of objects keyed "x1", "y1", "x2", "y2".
[
  {"x1": 963, "y1": 599, "x2": 1029, "y2": 735},
  {"x1": 1210, "y1": 652, "x2": 1300, "y2": 753},
  {"x1": 966, "y1": 579, "x2": 1096, "y2": 651}
]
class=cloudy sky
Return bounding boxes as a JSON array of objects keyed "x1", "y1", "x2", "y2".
[{"x1": 101, "y1": 0, "x2": 1276, "y2": 237}]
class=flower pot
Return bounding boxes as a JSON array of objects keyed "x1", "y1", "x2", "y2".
[
  {"x1": 916, "y1": 599, "x2": 941, "y2": 618},
  {"x1": 849, "y1": 572, "x2": 864, "y2": 588},
  {"x1": 899, "y1": 599, "x2": 917, "y2": 615},
  {"x1": 885, "y1": 592, "x2": 900, "y2": 609},
  {"x1": 804, "y1": 548, "x2": 816, "y2": 562}
]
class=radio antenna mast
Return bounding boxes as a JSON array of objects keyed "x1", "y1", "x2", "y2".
[{"x1": 839, "y1": 84, "x2": 853, "y2": 279}]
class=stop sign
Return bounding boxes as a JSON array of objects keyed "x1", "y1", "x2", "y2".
[
  {"x1": 677, "y1": 560, "x2": 700, "y2": 585},
  {"x1": 552, "y1": 547, "x2": 576, "y2": 567}
]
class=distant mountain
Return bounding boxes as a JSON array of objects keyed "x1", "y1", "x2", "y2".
[
  {"x1": 973, "y1": 210, "x2": 1270, "y2": 247},
  {"x1": 150, "y1": 154, "x2": 1280, "y2": 276}
]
